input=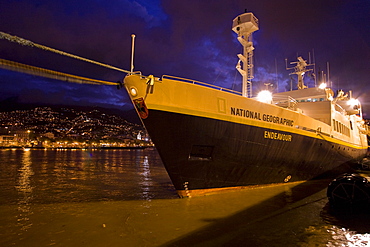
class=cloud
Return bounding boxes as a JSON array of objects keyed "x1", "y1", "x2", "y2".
[{"x1": 0, "y1": 0, "x2": 369, "y2": 114}]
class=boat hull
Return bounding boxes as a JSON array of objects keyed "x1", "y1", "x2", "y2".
[
  {"x1": 124, "y1": 74, "x2": 367, "y2": 197},
  {"x1": 143, "y1": 108, "x2": 366, "y2": 196}
]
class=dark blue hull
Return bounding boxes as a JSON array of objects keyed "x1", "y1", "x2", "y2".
[{"x1": 143, "y1": 109, "x2": 366, "y2": 195}]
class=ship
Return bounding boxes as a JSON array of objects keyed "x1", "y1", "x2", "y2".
[{"x1": 123, "y1": 11, "x2": 368, "y2": 197}]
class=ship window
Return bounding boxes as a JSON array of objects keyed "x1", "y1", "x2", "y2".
[
  {"x1": 189, "y1": 145, "x2": 214, "y2": 161},
  {"x1": 350, "y1": 121, "x2": 353, "y2": 130}
]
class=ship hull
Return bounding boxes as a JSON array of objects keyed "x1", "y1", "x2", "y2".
[
  {"x1": 124, "y1": 74, "x2": 367, "y2": 197},
  {"x1": 143, "y1": 109, "x2": 366, "y2": 196}
]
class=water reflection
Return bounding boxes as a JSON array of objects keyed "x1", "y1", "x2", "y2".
[
  {"x1": 284, "y1": 184, "x2": 293, "y2": 203},
  {"x1": 327, "y1": 226, "x2": 370, "y2": 246},
  {"x1": 140, "y1": 156, "x2": 152, "y2": 200},
  {"x1": 0, "y1": 148, "x2": 176, "y2": 205},
  {"x1": 16, "y1": 150, "x2": 34, "y2": 233},
  {"x1": 320, "y1": 202, "x2": 370, "y2": 246},
  {"x1": 4, "y1": 149, "x2": 370, "y2": 246}
]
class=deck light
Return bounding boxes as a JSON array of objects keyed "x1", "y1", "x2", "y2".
[
  {"x1": 347, "y1": 98, "x2": 360, "y2": 108},
  {"x1": 318, "y1": 83, "x2": 327, "y2": 89},
  {"x1": 256, "y1": 90, "x2": 273, "y2": 104}
]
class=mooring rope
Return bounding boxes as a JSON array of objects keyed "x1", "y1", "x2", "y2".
[
  {"x1": 0, "y1": 31, "x2": 130, "y2": 74},
  {"x1": 0, "y1": 58, "x2": 118, "y2": 86}
]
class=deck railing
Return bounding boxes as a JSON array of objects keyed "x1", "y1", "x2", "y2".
[
  {"x1": 273, "y1": 95, "x2": 298, "y2": 110},
  {"x1": 162, "y1": 75, "x2": 242, "y2": 96}
]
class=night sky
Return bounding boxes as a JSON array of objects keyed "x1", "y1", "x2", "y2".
[{"x1": 0, "y1": 0, "x2": 369, "y2": 116}]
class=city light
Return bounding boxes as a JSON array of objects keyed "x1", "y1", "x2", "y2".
[{"x1": 0, "y1": 107, "x2": 153, "y2": 148}]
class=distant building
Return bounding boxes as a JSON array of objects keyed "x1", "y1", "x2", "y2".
[
  {"x1": 0, "y1": 135, "x2": 16, "y2": 146},
  {"x1": 0, "y1": 127, "x2": 10, "y2": 135},
  {"x1": 11, "y1": 130, "x2": 32, "y2": 143},
  {"x1": 43, "y1": 132, "x2": 55, "y2": 139}
]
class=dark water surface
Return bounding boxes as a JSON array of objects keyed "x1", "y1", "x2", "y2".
[{"x1": 0, "y1": 148, "x2": 369, "y2": 246}]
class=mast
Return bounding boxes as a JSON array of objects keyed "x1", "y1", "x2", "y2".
[
  {"x1": 286, "y1": 56, "x2": 314, "y2": 89},
  {"x1": 130, "y1": 34, "x2": 136, "y2": 74},
  {"x1": 232, "y1": 12, "x2": 259, "y2": 98}
]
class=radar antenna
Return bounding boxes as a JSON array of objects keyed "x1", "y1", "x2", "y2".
[{"x1": 286, "y1": 56, "x2": 314, "y2": 90}]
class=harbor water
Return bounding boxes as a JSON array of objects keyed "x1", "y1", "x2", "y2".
[{"x1": 0, "y1": 148, "x2": 369, "y2": 246}]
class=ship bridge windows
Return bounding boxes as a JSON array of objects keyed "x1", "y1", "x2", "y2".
[
  {"x1": 298, "y1": 98, "x2": 325, "y2": 103},
  {"x1": 332, "y1": 119, "x2": 350, "y2": 137}
]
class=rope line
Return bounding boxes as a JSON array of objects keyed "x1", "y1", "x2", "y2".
[
  {"x1": 0, "y1": 58, "x2": 118, "y2": 86},
  {"x1": 0, "y1": 31, "x2": 130, "y2": 74}
]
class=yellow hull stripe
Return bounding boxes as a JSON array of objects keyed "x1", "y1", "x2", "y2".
[
  {"x1": 177, "y1": 181, "x2": 305, "y2": 198},
  {"x1": 124, "y1": 74, "x2": 367, "y2": 151}
]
